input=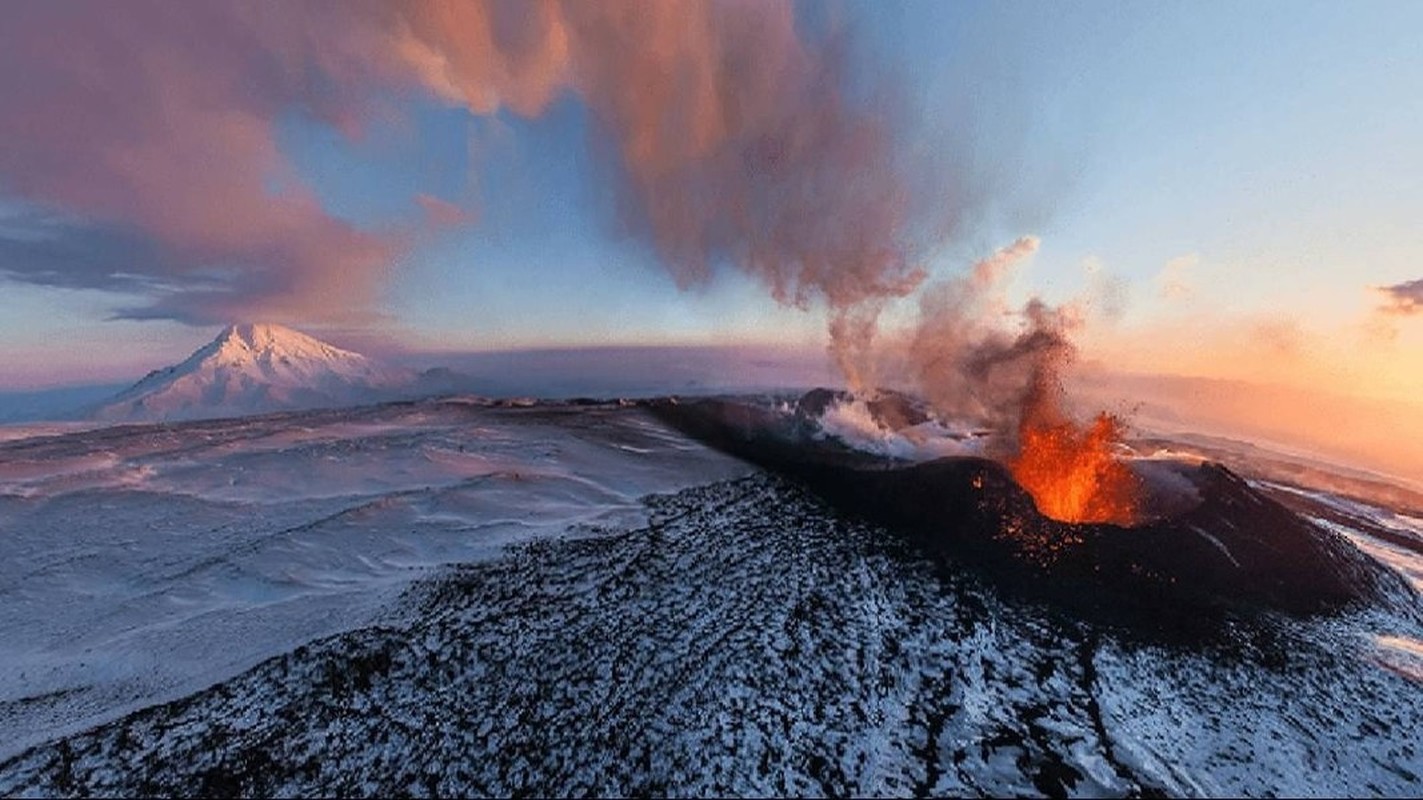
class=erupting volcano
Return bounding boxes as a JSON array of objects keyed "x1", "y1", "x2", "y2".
[
  {"x1": 1010, "y1": 409, "x2": 1139, "y2": 525},
  {"x1": 862, "y1": 236, "x2": 1146, "y2": 527},
  {"x1": 3, "y1": 2, "x2": 1421, "y2": 796},
  {"x1": 648, "y1": 390, "x2": 1412, "y2": 635},
  {"x1": 1004, "y1": 364, "x2": 1141, "y2": 525}
]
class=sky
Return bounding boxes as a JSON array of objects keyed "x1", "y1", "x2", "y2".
[{"x1": 1, "y1": 0, "x2": 1421, "y2": 433}]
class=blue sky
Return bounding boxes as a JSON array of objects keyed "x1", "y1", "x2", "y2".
[{"x1": 2, "y1": 0, "x2": 1421, "y2": 391}]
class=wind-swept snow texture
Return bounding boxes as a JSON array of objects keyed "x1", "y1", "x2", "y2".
[
  {"x1": 0, "y1": 399, "x2": 1420, "y2": 797},
  {"x1": 92, "y1": 323, "x2": 413, "y2": 422},
  {"x1": 0, "y1": 400, "x2": 747, "y2": 761}
]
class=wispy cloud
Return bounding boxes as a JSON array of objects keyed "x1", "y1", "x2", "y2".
[
  {"x1": 1157, "y1": 253, "x2": 1198, "y2": 300},
  {"x1": 1377, "y1": 278, "x2": 1423, "y2": 316}
]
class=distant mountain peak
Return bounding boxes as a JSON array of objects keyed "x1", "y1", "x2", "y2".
[
  {"x1": 199, "y1": 322, "x2": 366, "y2": 369},
  {"x1": 92, "y1": 323, "x2": 414, "y2": 423},
  {"x1": 214, "y1": 322, "x2": 346, "y2": 351}
]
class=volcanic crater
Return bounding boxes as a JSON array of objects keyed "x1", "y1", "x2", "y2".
[{"x1": 648, "y1": 390, "x2": 1415, "y2": 636}]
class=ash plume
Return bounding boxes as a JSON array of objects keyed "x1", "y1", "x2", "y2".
[
  {"x1": 0, "y1": 0, "x2": 938, "y2": 332},
  {"x1": 893, "y1": 236, "x2": 1139, "y2": 523},
  {"x1": 2, "y1": 0, "x2": 1093, "y2": 476},
  {"x1": 903, "y1": 236, "x2": 1066, "y2": 440}
]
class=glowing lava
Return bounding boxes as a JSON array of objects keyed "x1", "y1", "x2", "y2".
[{"x1": 1009, "y1": 411, "x2": 1140, "y2": 525}]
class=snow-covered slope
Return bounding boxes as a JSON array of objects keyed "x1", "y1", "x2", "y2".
[
  {"x1": 0, "y1": 400, "x2": 1419, "y2": 796},
  {"x1": 92, "y1": 323, "x2": 415, "y2": 422}
]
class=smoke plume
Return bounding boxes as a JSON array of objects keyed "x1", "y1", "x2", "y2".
[
  {"x1": 1, "y1": 1, "x2": 1141, "y2": 520},
  {"x1": 899, "y1": 236, "x2": 1140, "y2": 524},
  {"x1": 904, "y1": 236, "x2": 1053, "y2": 434},
  {"x1": 0, "y1": 0, "x2": 931, "y2": 332}
]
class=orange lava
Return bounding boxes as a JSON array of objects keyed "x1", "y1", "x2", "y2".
[{"x1": 1009, "y1": 411, "x2": 1140, "y2": 525}]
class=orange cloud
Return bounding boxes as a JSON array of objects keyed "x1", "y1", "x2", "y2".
[{"x1": 1247, "y1": 317, "x2": 1305, "y2": 358}]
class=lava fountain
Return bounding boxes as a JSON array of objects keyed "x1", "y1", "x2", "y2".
[
  {"x1": 1002, "y1": 341, "x2": 1141, "y2": 526},
  {"x1": 903, "y1": 249, "x2": 1145, "y2": 526},
  {"x1": 1009, "y1": 410, "x2": 1140, "y2": 525}
]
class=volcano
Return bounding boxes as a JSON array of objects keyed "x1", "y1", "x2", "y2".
[
  {"x1": 649, "y1": 392, "x2": 1415, "y2": 635},
  {"x1": 0, "y1": 395, "x2": 1419, "y2": 797},
  {"x1": 91, "y1": 323, "x2": 415, "y2": 423}
]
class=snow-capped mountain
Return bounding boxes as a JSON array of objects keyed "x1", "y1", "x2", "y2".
[{"x1": 92, "y1": 323, "x2": 415, "y2": 422}]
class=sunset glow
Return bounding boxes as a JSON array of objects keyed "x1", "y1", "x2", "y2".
[
  {"x1": 0, "y1": 0, "x2": 1420, "y2": 487},
  {"x1": 2, "y1": 5, "x2": 1422, "y2": 796}
]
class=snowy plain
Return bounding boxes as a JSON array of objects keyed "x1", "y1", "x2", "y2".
[{"x1": 0, "y1": 399, "x2": 749, "y2": 761}]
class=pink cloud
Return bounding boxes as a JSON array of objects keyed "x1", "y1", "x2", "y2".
[
  {"x1": 415, "y1": 194, "x2": 475, "y2": 228},
  {"x1": 0, "y1": 1, "x2": 940, "y2": 332},
  {"x1": 0, "y1": 2, "x2": 400, "y2": 323}
]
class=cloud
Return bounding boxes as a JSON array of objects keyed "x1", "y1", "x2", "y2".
[
  {"x1": 1157, "y1": 253, "x2": 1198, "y2": 300},
  {"x1": 0, "y1": 1, "x2": 944, "y2": 329},
  {"x1": 1248, "y1": 316, "x2": 1305, "y2": 358},
  {"x1": 903, "y1": 236, "x2": 1049, "y2": 424},
  {"x1": 0, "y1": 206, "x2": 183, "y2": 294},
  {"x1": 0, "y1": 2, "x2": 400, "y2": 324},
  {"x1": 1377, "y1": 278, "x2": 1423, "y2": 316},
  {"x1": 1361, "y1": 313, "x2": 1400, "y2": 345}
]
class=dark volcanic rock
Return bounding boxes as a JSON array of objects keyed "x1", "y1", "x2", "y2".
[
  {"x1": 648, "y1": 394, "x2": 1414, "y2": 634},
  {"x1": 3, "y1": 474, "x2": 1418, "y2": 798}
]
